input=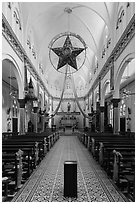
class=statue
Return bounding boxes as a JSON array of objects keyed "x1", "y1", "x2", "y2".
[{"x1": 67, "y1": 102, "x2": 71, "y2": 112}]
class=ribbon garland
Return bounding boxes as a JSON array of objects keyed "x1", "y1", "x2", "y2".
[
  {"x1": 46, "y1": 65, "x2": 92, "y2": 120},
  {"x1": 71, "y1": 74, "x2": 91, "y2": 119},
  {"x1": 47, "y1": 66, "x2": 68, "y2": 119}
]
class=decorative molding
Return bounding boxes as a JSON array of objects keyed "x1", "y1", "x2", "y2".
[
  {"x1": 86, "y1": 14, "x2": 135, "y2": 99},
  {"x1": 13, "y1": 11, "x2": 22, "y2": 30},
  {"x1": 8, "y1": 2, "x2": 11, "y2": 9},
  {"x1": 116, "y1": 9, "x2": 125, "y2": 30},
  {"x1": 99, "y1": 106, "x2": 105, "y2": 112},
  {"x1": 2, "y1": 13, "x2": 135, "y2": 102},
  {"x1": 111, "y1": 98, "x2": 121, "y2": 108},
  {"x1": 2, "y1": 13, "x2": 50, "y2": 97},
  {"x1": 2, "y1": 14, "x2": 24, "y2": 61}
]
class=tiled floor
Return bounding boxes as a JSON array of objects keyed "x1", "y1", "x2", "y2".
[{"x1": 12, "y1": 136, "x2": 128, "y2": 202}]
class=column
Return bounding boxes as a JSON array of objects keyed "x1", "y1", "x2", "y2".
[
  {"x1": 96, "y1": 102, "x2": 100, "y2": 131},
  {"x1": 100, "y1": 106, "x2": 105, "y2": 132},
  {"x1": 33, "y1": 107, "x2": 38, "y2": 133},
  {"x1": 18, "y1": 99, "x2": 25, "y2": 134},
  {"x1": 111, "y1": 98, "x2": 121, "y2": 134},
  {"x1": 42, "y1": 115, "x2": 45, "y2": 132},
  {"x1": 92, "y1": 110, "x2": 96, "y2": 132}
]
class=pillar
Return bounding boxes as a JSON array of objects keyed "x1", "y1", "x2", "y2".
[
  {"x1": 96, "y1": 102, "x2": 100, "y2": 131},
  {"x1": 111, "y1": 99, "x2": 121, "y2": 134},
  {"x1": 92, "y1": 110, "x2": 96, "y2": 132},
  {"x1": 100, "y1": 106, "x2": 105, "y2": 132},
  {"x1": 18, "y1": 99, "x2": 25, "y2": 134},
  {"x1": 42, "y1": 115, "x2": 45, "y2": 132},
  {"x1": 33, "y1": 107, "x2": 38, "y2": 133}
]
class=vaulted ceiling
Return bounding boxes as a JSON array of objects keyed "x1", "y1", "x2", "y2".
[{"x1": 20, "y1": 2, "x2": 116, "y2": 98}]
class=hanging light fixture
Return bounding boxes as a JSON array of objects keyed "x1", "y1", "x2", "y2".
[{"x1": 24, "y1": 77, "x2": 38, "y2": 103}]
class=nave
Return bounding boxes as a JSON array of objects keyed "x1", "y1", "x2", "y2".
[
  {"x1": 2, "y1": 2, "x2": 135, "y2": 202},
  {"x1": 11, "y1": 134, "x2": 128, "y2": 202}
]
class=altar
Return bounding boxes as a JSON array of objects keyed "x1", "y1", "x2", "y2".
[{"x1": 60, "y1": 115, "x2": 77, "y2": 128}]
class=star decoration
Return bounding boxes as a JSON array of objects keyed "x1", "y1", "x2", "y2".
[{"x1": 51, "y1": 35, "x2": 86, "y2": 70}]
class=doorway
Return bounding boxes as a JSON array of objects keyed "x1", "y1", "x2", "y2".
[
  {"x1": 12, "y1": 118, "x2": 18, "y2": 133},
  {"x1": 120, "y1": 117, "x2": 126, "y2": 134}
]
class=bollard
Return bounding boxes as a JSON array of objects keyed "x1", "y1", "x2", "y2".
[{"x1": 64, "y1": 161, "x2": 77, "y2": 198}]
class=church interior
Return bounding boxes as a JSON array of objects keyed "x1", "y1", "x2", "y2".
[{"x1": 2, "y1": 2, "x2": 135, "y2": 202}]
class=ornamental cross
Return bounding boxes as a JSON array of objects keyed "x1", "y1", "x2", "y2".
[{"x1": 51, "y1": 35, "x2": 86, "y2": 70}]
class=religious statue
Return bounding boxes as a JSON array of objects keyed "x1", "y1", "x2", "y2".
[{"x1": 67, "y1": 102, "x2": 71, "y2": 112}]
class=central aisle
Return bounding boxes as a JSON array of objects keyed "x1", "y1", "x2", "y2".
[{"x1": 12, "y1": 136, "x2": 127, "y2": 202}]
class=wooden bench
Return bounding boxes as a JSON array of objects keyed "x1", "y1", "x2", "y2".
[
  {"x1": 98, "y1": 142, "x2": 134, "y2": 166},
  {"x1": 101, "y1": 146, "x2": 135, "y2": 174},
  {"x1": 78, "y1": 130, "x2": 135, "y2": 201},
  {"x1": 2, "y1": 146, "x2": 34, "y2": 177},
  {"x1": 2, "y1": 149, "x2": 23, "y2": 195},
  {"x1": 113, "y1": 149, "x2": 135, "y2": 201},
  {"x1": 2, "y1": 141, "x2": 39, "y2": 168},
  {"x1": 90, "y1": 136, "x2": 133, "y2": 157}
]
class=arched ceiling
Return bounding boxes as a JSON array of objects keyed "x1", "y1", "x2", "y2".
[{"x1": 20, "y1": 2, "x2": 116, "y2": 98}]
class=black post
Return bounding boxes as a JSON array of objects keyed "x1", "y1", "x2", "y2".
[{"x1": 64, "y1": 161, "x2": 77, "y2": 198}]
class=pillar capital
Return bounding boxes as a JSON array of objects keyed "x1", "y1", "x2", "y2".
[
  {"x1": 18, "y1": 99, "x2": 25, "y2": 108},
  {"x1": 100, "y1": 106, "x2": 105, "y2": 112},
  {"x1": 33, "y1": 107, "x2": 39, "y2": 113},
  {"x1": 111, "y1": 98, "x2": 121, "y2": 108}
]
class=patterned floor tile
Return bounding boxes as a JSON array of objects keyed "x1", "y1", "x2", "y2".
[{"x1": 12, "y1": 136, "x2": 129, "y2": 202}]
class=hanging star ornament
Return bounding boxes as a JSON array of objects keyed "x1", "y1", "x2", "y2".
[{"x1": 51, "y1": 35, "x2": 86, "y2": 70}]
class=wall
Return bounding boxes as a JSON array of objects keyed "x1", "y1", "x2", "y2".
[{"x1": 2, "y1": 83, "x2": 13, "y2": 132}]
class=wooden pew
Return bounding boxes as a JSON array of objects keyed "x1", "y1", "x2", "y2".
[
  {"x1": 4, "y1": 136, "x2": 46, "y2": 158},
  {"x1": 101, "y1": 146, "x2": 135, "y2": 175},
  {"x1": 2, "y1": 146, "x2": 34, "y2": 177},
  {"x1": 2, "y1": 149, "x2": 23, "y2": 195},
  {"x1": 78, "y1": 130, "x2": 135, "y2": 201},
  {"x1": 2, "y1": 132, "x2": 18, "y2": 140},
  {"x1": 2, "y1": 141, "x2": 39, "y2": 168},
  {"x1": 98, "y1": 142, "x2": 134, "y2": 166},
  {"x1": 5, "y1": 130, "x2": 60, "y2": 155},
  {"x1": 90, "y1": 136, "x2": 133, "y2": 157},
  {"x1": 113, "y1": 150, "x2": 135, "y2": 201}
]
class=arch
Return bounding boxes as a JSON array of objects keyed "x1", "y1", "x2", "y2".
[
  {"x1": 101, "y1": 79, "x2": 110, "y2": 105},
  {"x1": 2, "y1": 54, "x2": 24, "y2": 98},
  {"x1": 93, "y1": 89, "x2": 99, "y2": 110},
  {"x1": 114, "y1": 53, "x2": 135, "y2": 98}
]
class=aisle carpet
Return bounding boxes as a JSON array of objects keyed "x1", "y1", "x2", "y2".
[{"x1": 12, "y1": 136, "x2": 128, "y2": 202}]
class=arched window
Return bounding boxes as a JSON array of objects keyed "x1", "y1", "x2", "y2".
[
  {"x1": 120, "y1": 99, "x2": 126, "y2": 117},
  {"x1": 12, "y1": 98, "x2": 18, "y2": 118}
]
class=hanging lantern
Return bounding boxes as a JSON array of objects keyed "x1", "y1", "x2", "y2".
[
  {"x1": 24, "y1": 77, "x2": 38, "y2": 103},
  {"x1": 33, "y1": 100, "x2": 39, "y2": 113}
]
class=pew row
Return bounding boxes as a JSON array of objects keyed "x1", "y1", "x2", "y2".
[{"x1": 2, "y1": 131, "x2": 60, "y2": 201}]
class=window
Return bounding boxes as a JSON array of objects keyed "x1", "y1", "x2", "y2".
[{"x1": 120, "y1": 99, "x2": 126, "y2": 117}]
